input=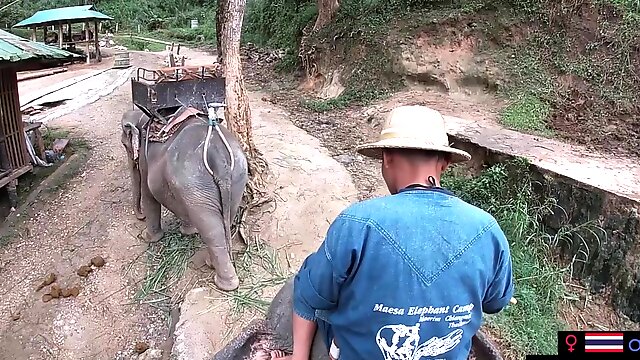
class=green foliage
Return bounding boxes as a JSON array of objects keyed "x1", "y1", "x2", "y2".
[
  {"x1": 243, "y1": 0, "x2": 317, "y2": 49},
  {"x1": 500, "y1": 94, "x2": 553, "y2": 135},
  {"x1": 443, "y1": 159, "x2": 567, "y2": 357},
  {"x1": 114, "y1": 36, "x2": 166, "y2": 51}
]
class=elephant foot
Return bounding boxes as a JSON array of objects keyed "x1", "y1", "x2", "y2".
[
  {"x1": 214, "y1": 273, "x2": 240, "y2": 291},
  {"x1": 179, "y1": 224, "x2": 198, "y2": 236},
  {"x1": 141, "y1": 228, "x2": 164, "y2": 243},
  {"x1": 190, "y1": 249, "x2": 211, "y2": 269},
  {"x1": 135, "y1": 212, "x2": 146, "y2": 221}
]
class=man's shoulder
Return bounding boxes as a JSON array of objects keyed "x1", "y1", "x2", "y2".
[
  {"x1": 340, "y1": 192, "x2": 497, "y2": 223},
  {"x1": 337, "y1": 195, "x2": 393, "y2": 222}
]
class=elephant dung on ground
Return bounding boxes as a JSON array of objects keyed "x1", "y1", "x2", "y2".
[
  {"x1": 120, "y1": 107, "x2": 249, "y2": 291},
  {"x1": 212, "y1": 277, "x2": 504, "y2": 360}
]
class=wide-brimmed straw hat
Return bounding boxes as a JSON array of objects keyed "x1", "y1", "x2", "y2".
[{"x1": 355, "y1": 105, "x2": 471, "y2": 163}]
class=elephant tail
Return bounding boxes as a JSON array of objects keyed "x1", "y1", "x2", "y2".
[{"x1": 222, "y1": 176, "x2": 233, "y2": 260}]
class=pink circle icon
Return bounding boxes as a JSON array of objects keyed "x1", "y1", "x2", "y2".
[{"x1": 565, "y1": 334, "x2": 577, "y2": 352}]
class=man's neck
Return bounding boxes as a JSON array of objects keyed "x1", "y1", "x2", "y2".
[{"x1": 396, "y1": 174, "x2": 441, "y2": 190}]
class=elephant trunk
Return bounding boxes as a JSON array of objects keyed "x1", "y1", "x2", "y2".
[{"x1": 123, "y1": 122, "x2": 143, "y2": 219}]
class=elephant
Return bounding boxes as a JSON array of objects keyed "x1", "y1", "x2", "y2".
[
  {"x1": 213, "y1": 276, "x2": 327, "y2": 360},
  {"x1": 120, "y1": 107, "x2": 249, "y2": 291},
  {"x1": 213, "y1": 277, "x2": 504, "y2": 360}
]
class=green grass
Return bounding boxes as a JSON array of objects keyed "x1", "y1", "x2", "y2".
[
  {"x1": 500, "y1": 94, "x2": 554, "y2": 135},
  {"x1": 114, "y1": 36, "x2": 167, "y2": 52},
  {"x1": 137, "y1": 222, "x2": 290, "y2": 316},
  {"x1": 443, "y1": 158, "x2": 604, "y2": 357},
  {"x1": 137, "y1": 227, "x2": 203, "y2": 305},
  {"x1": 220, "y1": 236, "x2": 290, "y2": 315}
]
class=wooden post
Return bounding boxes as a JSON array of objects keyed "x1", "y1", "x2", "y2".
[
  {"x1": 94, "y1": 21, "x2": 101, "y2": 62},
  {"x1": 85, "y1": 22, "x2": 90, "y2": 64},
  {"x1": 30, "y1": 27, "x2": 36, "y2": 41},
  {"x1": 58, "y1": 23, "x2": 63, "y2": 48},
  {"x1": 43, "y1": 27, "x2": 48, "y2": 44},
  {"x1": 115, "y1": 22, "x2": 119, "y2": 33},
  {"x1": 67, "y1": 22, "x2": 71, "y2": 42}
]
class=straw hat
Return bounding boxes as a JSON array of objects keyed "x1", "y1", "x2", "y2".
[{"x1": 355, "y1": 105, "x2": 471, "y2": 163}]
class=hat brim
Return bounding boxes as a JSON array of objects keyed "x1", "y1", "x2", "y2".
[{"x1": 355, "y1": 138, "x2": 471, "y2": 163}]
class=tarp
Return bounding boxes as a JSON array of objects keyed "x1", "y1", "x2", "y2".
[
  {"x1": 0, "y1": 29, "x2": 80, "y2": 63},
  {"x1": 13, "y1": 5, "x2": 113, "y2": 28}
]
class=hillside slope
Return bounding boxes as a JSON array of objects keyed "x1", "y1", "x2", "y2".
[{"x1": 249, "y1": 0, "x2": 640, "y2": 158}]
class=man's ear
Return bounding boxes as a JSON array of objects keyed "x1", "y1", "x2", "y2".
[
  {"x1": 439, "y1": 154, "x2": 452, "y2": 172},
  {"x1": 382, "y1": 150, "x2": 393, "y2": 168}
]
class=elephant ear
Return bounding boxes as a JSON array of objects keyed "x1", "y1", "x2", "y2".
[{"x1": 124, "y1": 122, "x2": 140, "y2": 161}]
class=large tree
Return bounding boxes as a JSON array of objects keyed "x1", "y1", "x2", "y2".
[
  {"x1": 313, "y1": 0, "x2": 340, "y2": 31},
  {"x1": 217, "y1": 0, "x2": 268, "y2": 210}
]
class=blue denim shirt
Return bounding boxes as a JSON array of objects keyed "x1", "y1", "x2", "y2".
[{"x1": 293, "y1": 187, "x2": 514, "y2": 360}]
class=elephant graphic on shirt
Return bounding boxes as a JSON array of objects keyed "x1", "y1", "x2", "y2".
[{"x1": 375, "y1": 323, "x2": 463, "y2": 360}]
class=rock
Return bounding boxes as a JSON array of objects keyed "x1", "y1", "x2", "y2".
[
  {"x1": 77, "y1": 265, "x2": 93, "y2": 277},
  {"x1": 171, "y1": 288, "x2": 218, "y2": 360},
  {"x1": 10, "y1": 312, "x2": 20, "y2": 321},
  {"x1": 61, "y1": 288, "x2": 72, "y2": 297},
  {"x1": 49, "y1": 284, "x2": 61, "y2": 298},
  {"x1": 90, "y1": 256, "x2": 105, "y2": 267},
  {"x1": 135, "y1": 341, "x2": 149, "y2": 354},
  {"x1": 334, "y1": 154, "x2": 356, "y2": 166},
  {"x1": 137, "y1": 349, "x2": 162, "y2": 360},
  {"x1": 42, "y1": 294, "x2": 53, "y2": 303},
  {"x1": 69, "y1": 287, "x2": 80, "y2": 297},
  {"x1": 36, "y1": 273, "x2": 56, "y2": 291}
]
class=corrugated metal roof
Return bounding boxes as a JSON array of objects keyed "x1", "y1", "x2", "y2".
[
  {"x1": 13, "y1": 5, "x2": 113, "y2": 28},
  {"x1": 0, "y1": 29, "x2": 81, "y2": 63}
]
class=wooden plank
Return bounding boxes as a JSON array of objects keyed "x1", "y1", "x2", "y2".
[
  {"x1": 85, "y1": 22, "x2": 90, "y2": 64},
  {"x1": 0, "y1": 164, "x2": 32, "y2": 189},
  {"x1": 23, "y1": 122, "x2": 42, "y2": 132},
  {"x1": 94, "y1": 21, "x2": 101, "y2": 62}
]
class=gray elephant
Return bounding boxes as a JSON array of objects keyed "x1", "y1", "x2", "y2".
[
  {"x1": 120, "y1": 107, "x2": 249, "y2": 291},
  {"x1": 214, "y1": 277, "x2": 504, "y2": 360}
]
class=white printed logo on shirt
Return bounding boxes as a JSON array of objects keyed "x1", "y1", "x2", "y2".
[{"x1": 375, "y1": 323, "x2": 463, "y2": 360}]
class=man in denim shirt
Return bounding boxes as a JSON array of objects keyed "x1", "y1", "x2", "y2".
[{"x1": 277, "y1": 105, "x2": 514, "y2": 360}]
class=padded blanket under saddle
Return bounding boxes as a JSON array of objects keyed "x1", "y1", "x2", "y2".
[{"x1": 147, "y1": 106, "x2": 203, "y2": 143}]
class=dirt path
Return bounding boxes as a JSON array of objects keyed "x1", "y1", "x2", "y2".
[
  {"x1": 0, "y1": 48, "x2": 358, "y2": 360},
  {"x1": 0, "y1": 76, "x2": 169, "y2": 359}
]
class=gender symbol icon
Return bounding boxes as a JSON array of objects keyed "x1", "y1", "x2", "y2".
[{"x1": 565, "y1": 334, "x2": 577, "y2": 353}]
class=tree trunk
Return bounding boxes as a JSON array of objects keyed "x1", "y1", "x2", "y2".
[
  {"x1": 216, "y1": 0, "x2": 227, "y2": 64},
  {"x1": 313, "y1": 0, "x2": 340, "y2": 31},
  {"x1": 220, "y1": 0, "x2": 265, "y2": 182}
]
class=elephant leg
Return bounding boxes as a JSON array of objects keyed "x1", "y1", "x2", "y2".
[
  {"x1": 179, "y1": 219, "x2": 198, "y2": 236},
  {"x1": 140, "y1": 181, "x2": 164, "y2": 243},
  {"x1": 189, "y1": 210, "x2": 239, "y2": 291}
]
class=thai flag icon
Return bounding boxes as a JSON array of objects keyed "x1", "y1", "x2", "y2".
[{"x1": 584, "y1": 332, "x2": 624, "y2": 352}]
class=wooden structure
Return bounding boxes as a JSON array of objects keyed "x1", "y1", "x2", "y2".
[
  {"x1": 13, "y1": 5, "x2": 112, "y2": 64},
  {"x1": 0, "y1": 29, "x2": 79, "y2": 206}
]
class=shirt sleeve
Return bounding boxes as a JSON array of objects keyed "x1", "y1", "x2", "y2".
[
  {"x1": 293, "y1": 214, "x2": 366, "y2": 321},
  {"x1": 482, "y1": 223, "x2": 515, "y2": 314}
]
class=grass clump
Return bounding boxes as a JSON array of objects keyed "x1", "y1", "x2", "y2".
[
  {"x1": 500, "y1": 94, "x2": 553, "y2": 135},
  {"x1": 443, "y1": 158, "x2": 603, "y2": 357},
  {"x1": 137, "y1": 227, "x2": 202, "y2": 305},
  {"x1": 221, "y1": 237, "x2": 290, "y2": 315},
  {"x1": 115, "y1": 36, "x2": 166, "y2": 52}
]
